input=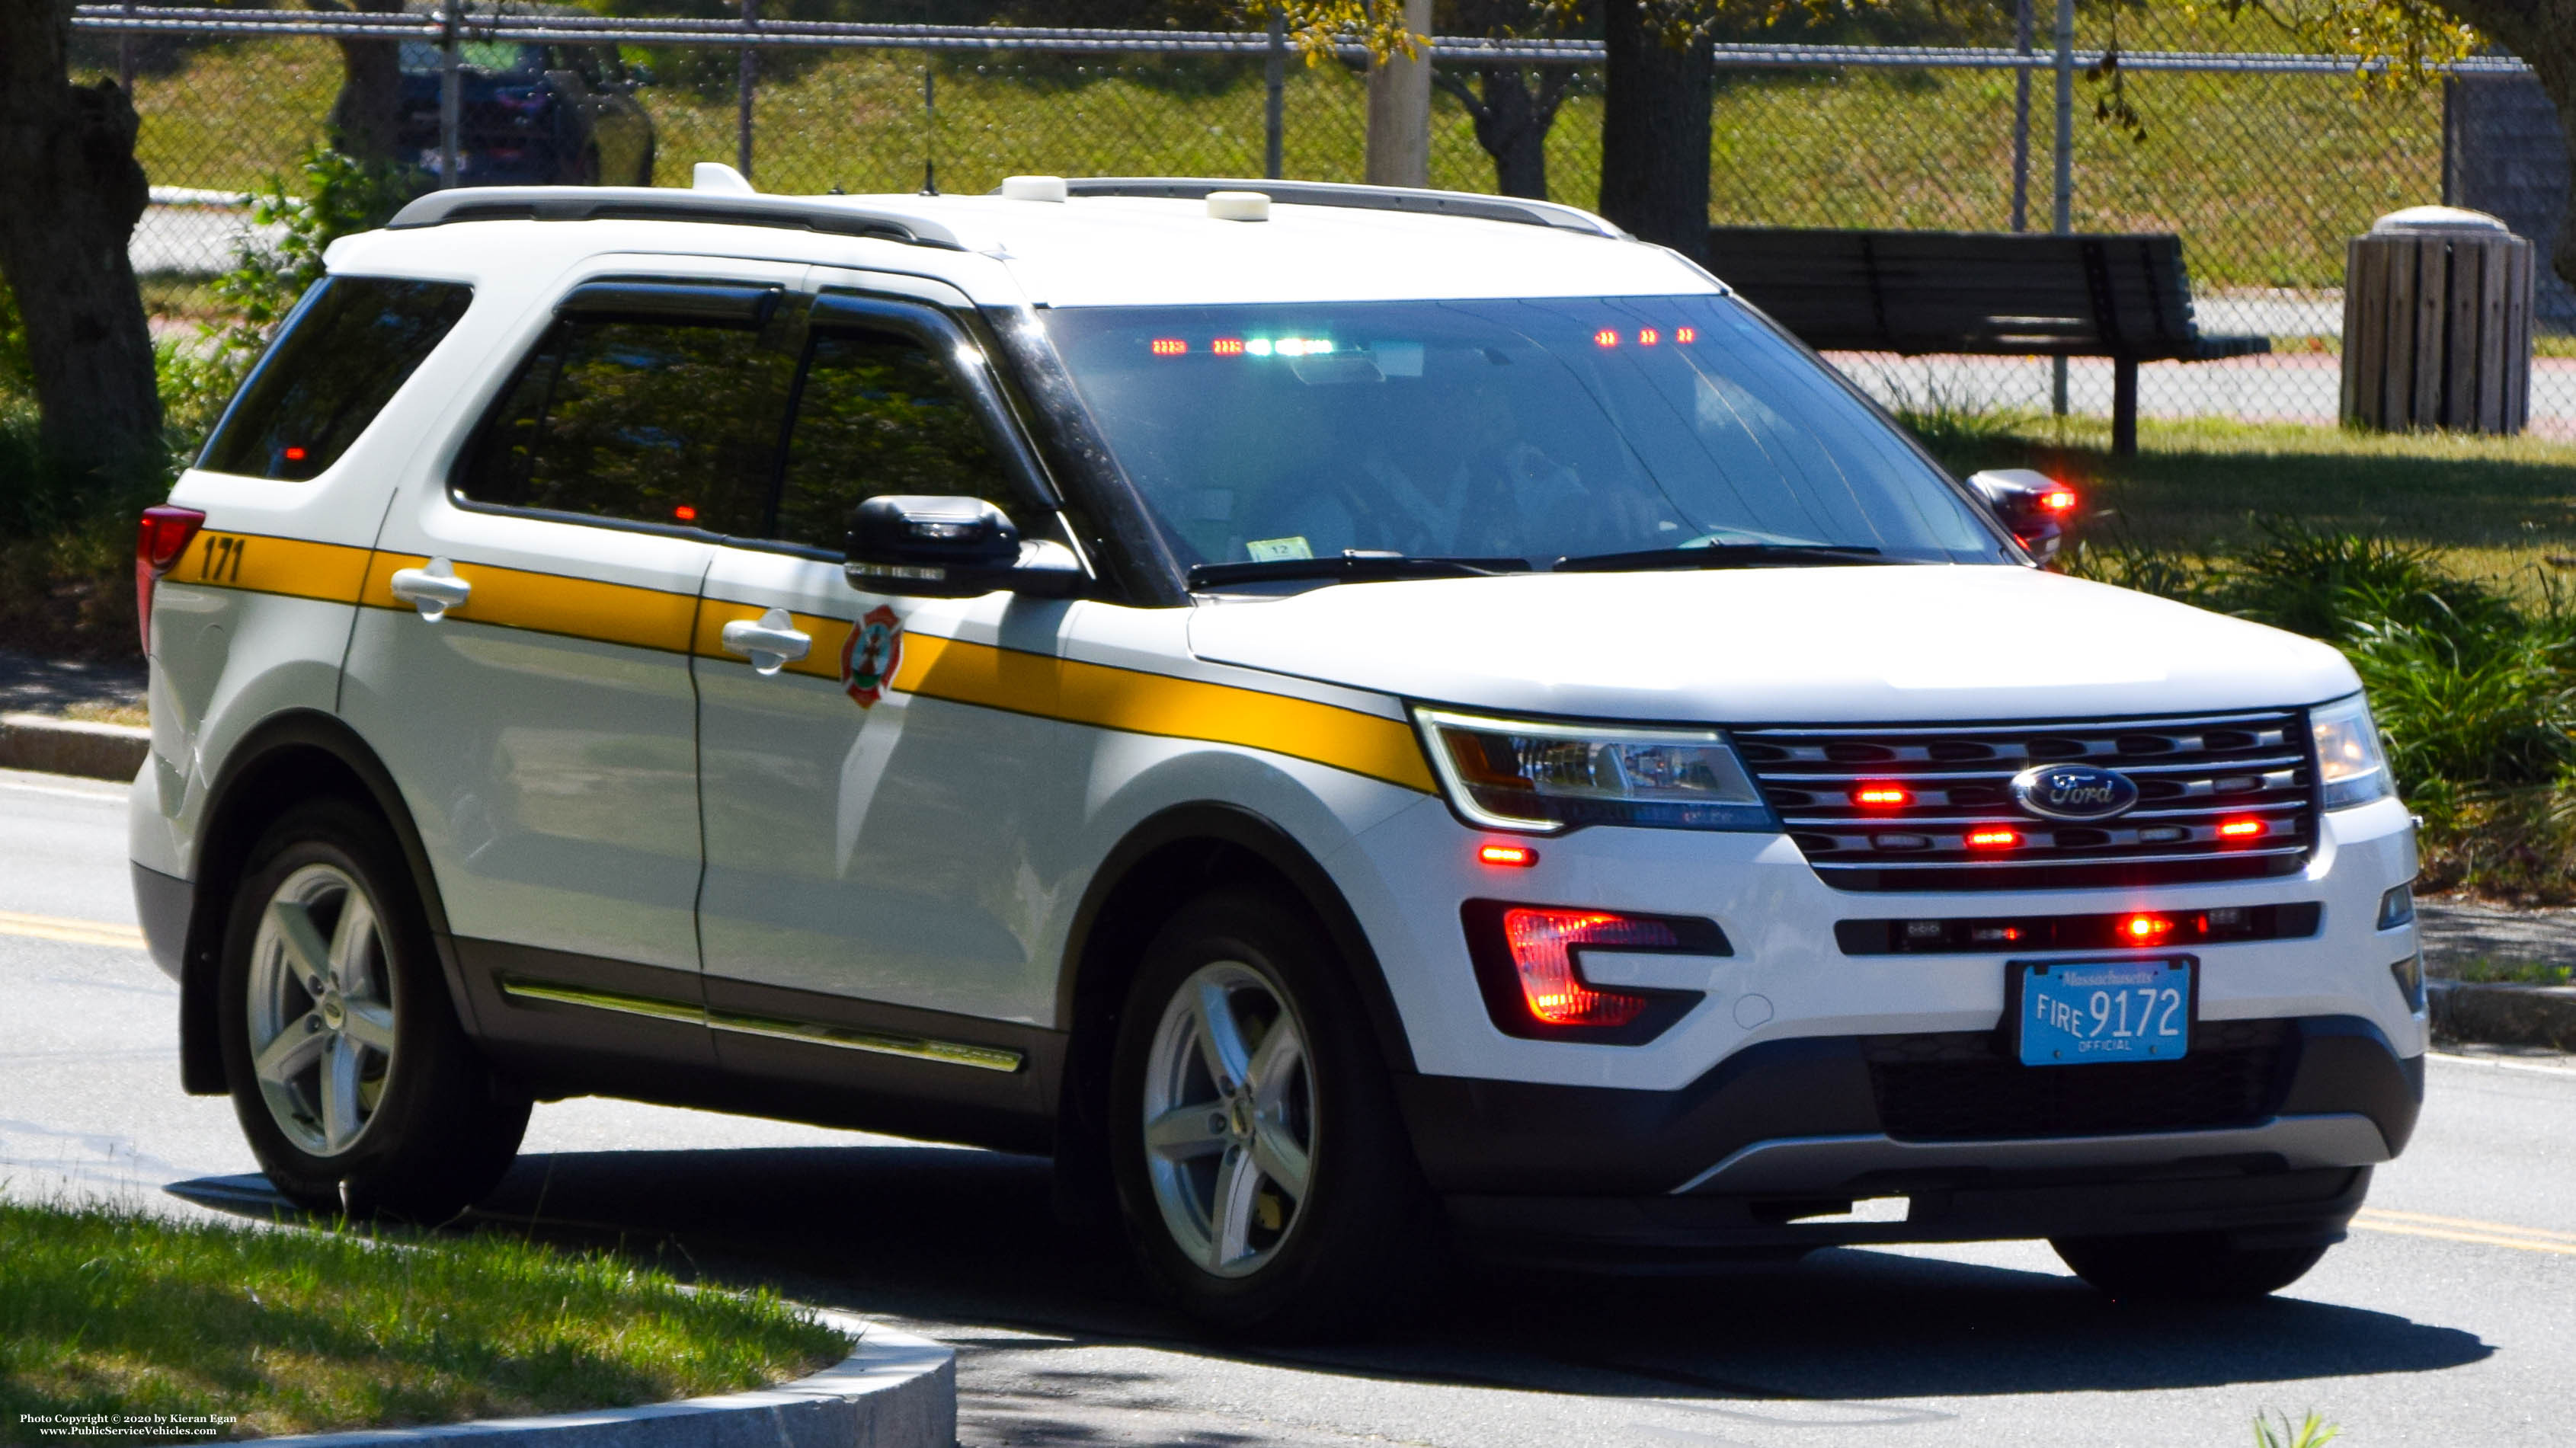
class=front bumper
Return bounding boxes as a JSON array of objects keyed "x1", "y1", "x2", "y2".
[{"x1": 1397, "y1": 1013, "x2": 2419, "y2": 1264}]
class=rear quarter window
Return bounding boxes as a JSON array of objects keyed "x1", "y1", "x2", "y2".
[{"x1": 198, "y1": 276, "x2": 475, "y2": 481}]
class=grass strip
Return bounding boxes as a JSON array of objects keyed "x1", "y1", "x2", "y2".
[{"x1": 0, "y1": 1200, "x2": 846, "y2": 1445}]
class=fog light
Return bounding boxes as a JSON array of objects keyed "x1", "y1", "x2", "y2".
[
  {"x1": 2379, "y1": 883, "x2": 2416, "y2": 930},
  {"x1": 2391, "y1": 951, "x2": 2426, "y2": 1012},
  {"x1": 2119, "y1": 913, "x2": 2174, "y2": 944}
]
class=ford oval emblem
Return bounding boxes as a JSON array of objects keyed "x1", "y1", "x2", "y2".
[{"x1": 2011, "y1": 764, "x2": 2140, "y2": 821}]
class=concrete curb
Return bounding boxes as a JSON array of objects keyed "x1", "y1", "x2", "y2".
[
  {"x1": 2429, "y1": 978, "x2": 2576, "y2": 1053},
  {"x1": 242, "y1": 1310, "x2": 955, "y2": 1448},
  {"x1": 0, "y1": 713, "x2": 149, "y2": 782}
]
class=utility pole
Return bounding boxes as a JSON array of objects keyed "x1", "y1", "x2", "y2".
[
  {"x1": 2009, "y1": 0, "x2": 2031, "y2": 232},
  {"x1": 2050, "y1": 0, "x2": 2074, "y2": 415},
  {"x1": 737, "y1": 0, "x2": 758, "y2": 181},
  {"x1": 1363, "y1": 0, "x2": 1432, "y2": 188}
]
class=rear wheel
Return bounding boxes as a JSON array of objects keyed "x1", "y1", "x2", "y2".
[
  {"x1": 2051, "y1": 1231, "x2": 2331, "y2": 1300},
  {"x1": 1109, "y1": 888, "x2": 1439, "y2": 1339},
  {"x1": 219, "y1": 799, "x2": 527, "y2": 1222}
]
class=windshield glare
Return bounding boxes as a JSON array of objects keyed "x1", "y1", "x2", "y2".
[{"x1": 1042, "y1": 296, "x2": 2007, "y2": 579}]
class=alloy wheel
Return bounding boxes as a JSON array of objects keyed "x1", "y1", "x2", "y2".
[
  {"x1": 1140, "y1": 960, "x2": 1316, "y2": 1277},
  {"x1": 244, "y1": 862, "x2": 398, "y2": 1158}
]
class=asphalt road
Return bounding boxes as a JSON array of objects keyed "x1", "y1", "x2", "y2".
[{"x1": 6, "y1": 766, "x2": 2572, "y2": 1448}]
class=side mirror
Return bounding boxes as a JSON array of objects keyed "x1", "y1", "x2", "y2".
[
  {"x1": 844, "y1": 494, "x2": 1085, "y2": 599},
  {"x1": 1966, "y1": 468, "x2": 2078, "y2": 566}
]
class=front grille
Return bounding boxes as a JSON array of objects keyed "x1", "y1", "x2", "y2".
[
  {"x1": 1865, "y1": 1020, "x2": 2292, "y2": 1140},
  {"x1": 1736, "y1": 708, "x2": 2317, "y2": 891}
]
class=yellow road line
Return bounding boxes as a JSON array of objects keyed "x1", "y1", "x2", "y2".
[
  {"x1": 0, "y1": 909, "x2": 146, "y2": 950},
  {"x1": 2357, "y1": 1207, "x2": 2576, "y2": 1244},
  {"x1": 2352, "y1": 1208, "x2": 2576, "y2": 1256}
]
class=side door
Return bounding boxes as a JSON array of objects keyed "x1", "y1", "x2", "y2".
[
  {"x1": 692, "y1": 279, "x2": 1094, "y2": 1108},
  {"x1": 343, "y1": 268, "x2": 800, "y2": 1072}
]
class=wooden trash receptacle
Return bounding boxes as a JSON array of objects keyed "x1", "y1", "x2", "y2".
[{"x1": 2342, "y1": 205, "x2": 2533, "y2": 433}]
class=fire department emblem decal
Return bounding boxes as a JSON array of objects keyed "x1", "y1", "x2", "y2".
[{"x1": 841, "y1": 604, "x2": 903, "y2": 708}]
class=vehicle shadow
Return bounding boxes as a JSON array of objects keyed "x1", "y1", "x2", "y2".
[{"x1": 168, "y1": 1140, "x2": 2492, "y2": 1412}]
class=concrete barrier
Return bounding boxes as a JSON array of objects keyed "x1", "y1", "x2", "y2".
[
  {"x1": 2429, "y1": 978, "x2": 2576, "y2": 1053},
  {"x1": 0, "y1": 714, "x2": 149, "y2": 782}
]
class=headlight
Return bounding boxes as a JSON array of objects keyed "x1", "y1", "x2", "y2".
[
  {"x1": 1413, "y1": 708, "x2": 1773, "y2": 833},
  {"x1": 2311, "y1": 692, "x2": 2393, "y2": 810}
]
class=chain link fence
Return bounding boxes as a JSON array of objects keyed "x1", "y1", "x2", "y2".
[{"x1": 70, "y1": 3, "x2": 2576, "y2": 431}]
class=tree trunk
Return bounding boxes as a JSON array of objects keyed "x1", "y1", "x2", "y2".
[
  {"x1": 2434, "y1": 0, "x2": 2576, "y2": 285},
  {"x1": 322, "y1": 0, "x2": 409, "y2": 166},
  {"x1": 1598, "y1": 3, "x2": 1712, "y2": 262},
  {"x1": 0, "y1": 0, "x2": 162, "y2": 482}
]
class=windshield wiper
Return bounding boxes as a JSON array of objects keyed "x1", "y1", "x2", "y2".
[
  {"x1": 1553, "y1": 543, "x2": 1890, "y2": 573},
  {"x1": 1189, "y1": 551, "x2": 1531, "y2": 590}
]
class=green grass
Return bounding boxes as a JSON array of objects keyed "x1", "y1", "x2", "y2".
[
  {"x1": 2438, "y1": 957, "x2": 2576, "y2": 984},
  {"x1": 0, "y1": 1201, "x2": 845, "y2": 1443},
  {"x1": 1907, "y1": 412, "x2": 2576, "y2": 596},
  {"x1": 95, "y1": 2, "x2": 2440, "y2": 292}
]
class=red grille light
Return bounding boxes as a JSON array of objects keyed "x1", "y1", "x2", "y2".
[
  {"x1": 1501, "y1": 908, "x2": 1675, "y2": 1028},
  {"x1": 1853, "y1": 784, "x2": 1911, "y2": 808},
  {"x1": 2120, "y1": 913, "x2": 2175, "y2": 942},
  {"x1": 135, "y1": 506, "x2": 206, "y2": 653},
  {"x1": 2218, "y1": 817, "x2": 2266, "y2": 839},
  {"x1": 1477, "y1": 842, "x2": 1538, "y2": 868},
  {"x1": 1966, "y1": 826, "x2": 2022, "y2": 849}
]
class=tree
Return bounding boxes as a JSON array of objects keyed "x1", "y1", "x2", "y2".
[
  {"x1": 1430, "y1": 0, "x2": 1580, "y2": 199},
  {"x1": 0, "y1": 0, "x2": 162, "y2": 481},
  {"x1": 1598, "y1": 0, "x2": 1714, "y2": 256},
  {"x1": 312, "y1": 0, "x2": 410, "y2": 166}
]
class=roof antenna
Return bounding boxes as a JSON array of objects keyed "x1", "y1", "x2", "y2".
[{"x1": 919, "y1": 63, "x2": 938, "y2": 195}]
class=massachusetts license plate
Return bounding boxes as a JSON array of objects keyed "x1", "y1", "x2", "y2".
[{"x1": 2014, "y1": 957, "x2": 2194, "y2": 1067}]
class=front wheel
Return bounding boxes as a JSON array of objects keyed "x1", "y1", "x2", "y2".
[
  {"x1": 218, "y1": 799, "x2": 528, "y2": 1222},
  {"x1": 1109, "y1": 889, "x2": 1439, "y2": 1339},
  {"x1": 2051, "y1": 1231, "x2": 2331, "y2": 1300}
]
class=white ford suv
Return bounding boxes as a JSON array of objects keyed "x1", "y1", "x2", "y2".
[{"x1": 129, "y1": 169, "x2": 2425, "y2": 1336}]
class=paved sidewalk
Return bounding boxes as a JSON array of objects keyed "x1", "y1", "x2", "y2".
[{"x1": 0, "y1": 648, "x2": 146, "y2": 718}]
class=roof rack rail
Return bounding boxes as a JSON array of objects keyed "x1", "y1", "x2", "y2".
[
  {"x1": 1050, "y1": 177, "x2": 1627, "y2": 238},
  {"x1": 385, "y1": 187, "x2": 966, "y2": 251}
]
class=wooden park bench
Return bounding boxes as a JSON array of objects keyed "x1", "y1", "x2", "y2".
[{"x1": 1704, "y1": 228, "x2": 2270, "y2": 455}]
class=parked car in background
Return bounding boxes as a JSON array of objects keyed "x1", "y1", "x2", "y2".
[{"x1": 397, "y1": 40, "x2": 654, "y2": 188}]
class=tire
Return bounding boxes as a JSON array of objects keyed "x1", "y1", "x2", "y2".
[
  {"x1": 2051, "y1": 1231, "x2": 2331, "y2": 1300},
  {"x1": 1108, "y1": 887, "x2": 1441, "y2": 1340},
  {"x1": 217, "y1": 798, "x2": 529, "y2": 1222}
]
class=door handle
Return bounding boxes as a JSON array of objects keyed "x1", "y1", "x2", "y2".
[
  {"x1": 719, "y1": 607, "x2": 811, "y2": 676},
  {"x1": 388, "y1": 558, "x2": 471, "y2": 622}
]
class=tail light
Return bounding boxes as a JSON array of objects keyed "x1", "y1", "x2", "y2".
[
  {"x1": 1459, "y1": 900, "x2": 1728, "y2": 1043},
  {"x1": 136, "y1": 506, "x2": 206, "y2": 653}
]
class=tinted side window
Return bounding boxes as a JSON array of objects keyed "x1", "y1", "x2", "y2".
[
  {"x1": 771, "y1": 328, "x2": 1013, "y2": 551},
  {"x1": 457, "y1": 316, "x2": 788, "y2": 535},
  {"x1": 199, "y1": 276, "x2": 473, "y2": 481}
]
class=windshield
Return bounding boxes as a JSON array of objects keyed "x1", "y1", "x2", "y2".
[{"x1": 1042, "y1": 295, "x2": 2008, "y2": 580}]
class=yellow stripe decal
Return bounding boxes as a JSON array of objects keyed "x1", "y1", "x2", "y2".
[
  {"x1": 175, "y1": 530, "x2": 373, "y2": 604},
  {"x1": 364, "y1": 552, "x2": 701, "y2": 654},
  {"x1": 891, "y1": 631, "x2": 1438, "y2": 794}
]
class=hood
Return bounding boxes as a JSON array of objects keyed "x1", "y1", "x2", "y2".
[{"x1": 1186, "y1": 564, "x2": 2360, "y2": 724}]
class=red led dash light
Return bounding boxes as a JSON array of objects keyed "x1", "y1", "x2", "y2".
[
  {"x1": 282, "y1": 446, "x2": 308, "y2": 462},
  {"x1": 2218, "y1": 817, "x2": 2266, "y2": 839},
  {"x1": 1966, "y1": 826, "x2": 2022, "y2": 849},
  {"x1": 1150, "y1": 337, "x2": 1188, "y2": 356},
  {"x1": 1674, "y1": 326, "x2": 1698, "y2": 344},
  {"x1": 1852, "y1": 784, "x2": 1911, "y2": 808},
  {"x1": 1593, "y1": 328, "x2": 1621, "y2": 348},
  {"x1": 1477, "y1": 843, "x2": 1539, "y2": 868},
  {"x1": 673, "y1": 504, "x2": 698, "y2": 522},
  {"x1": 1211, "y1": 337, "x2": 1245, "y2": 356},
  {"x1": 1638, "y1": 328, "x2": 1662, "y2": 346},
  {"x1": 1502, "y1": 908, "x2": 1676, "y2": 1028}
]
